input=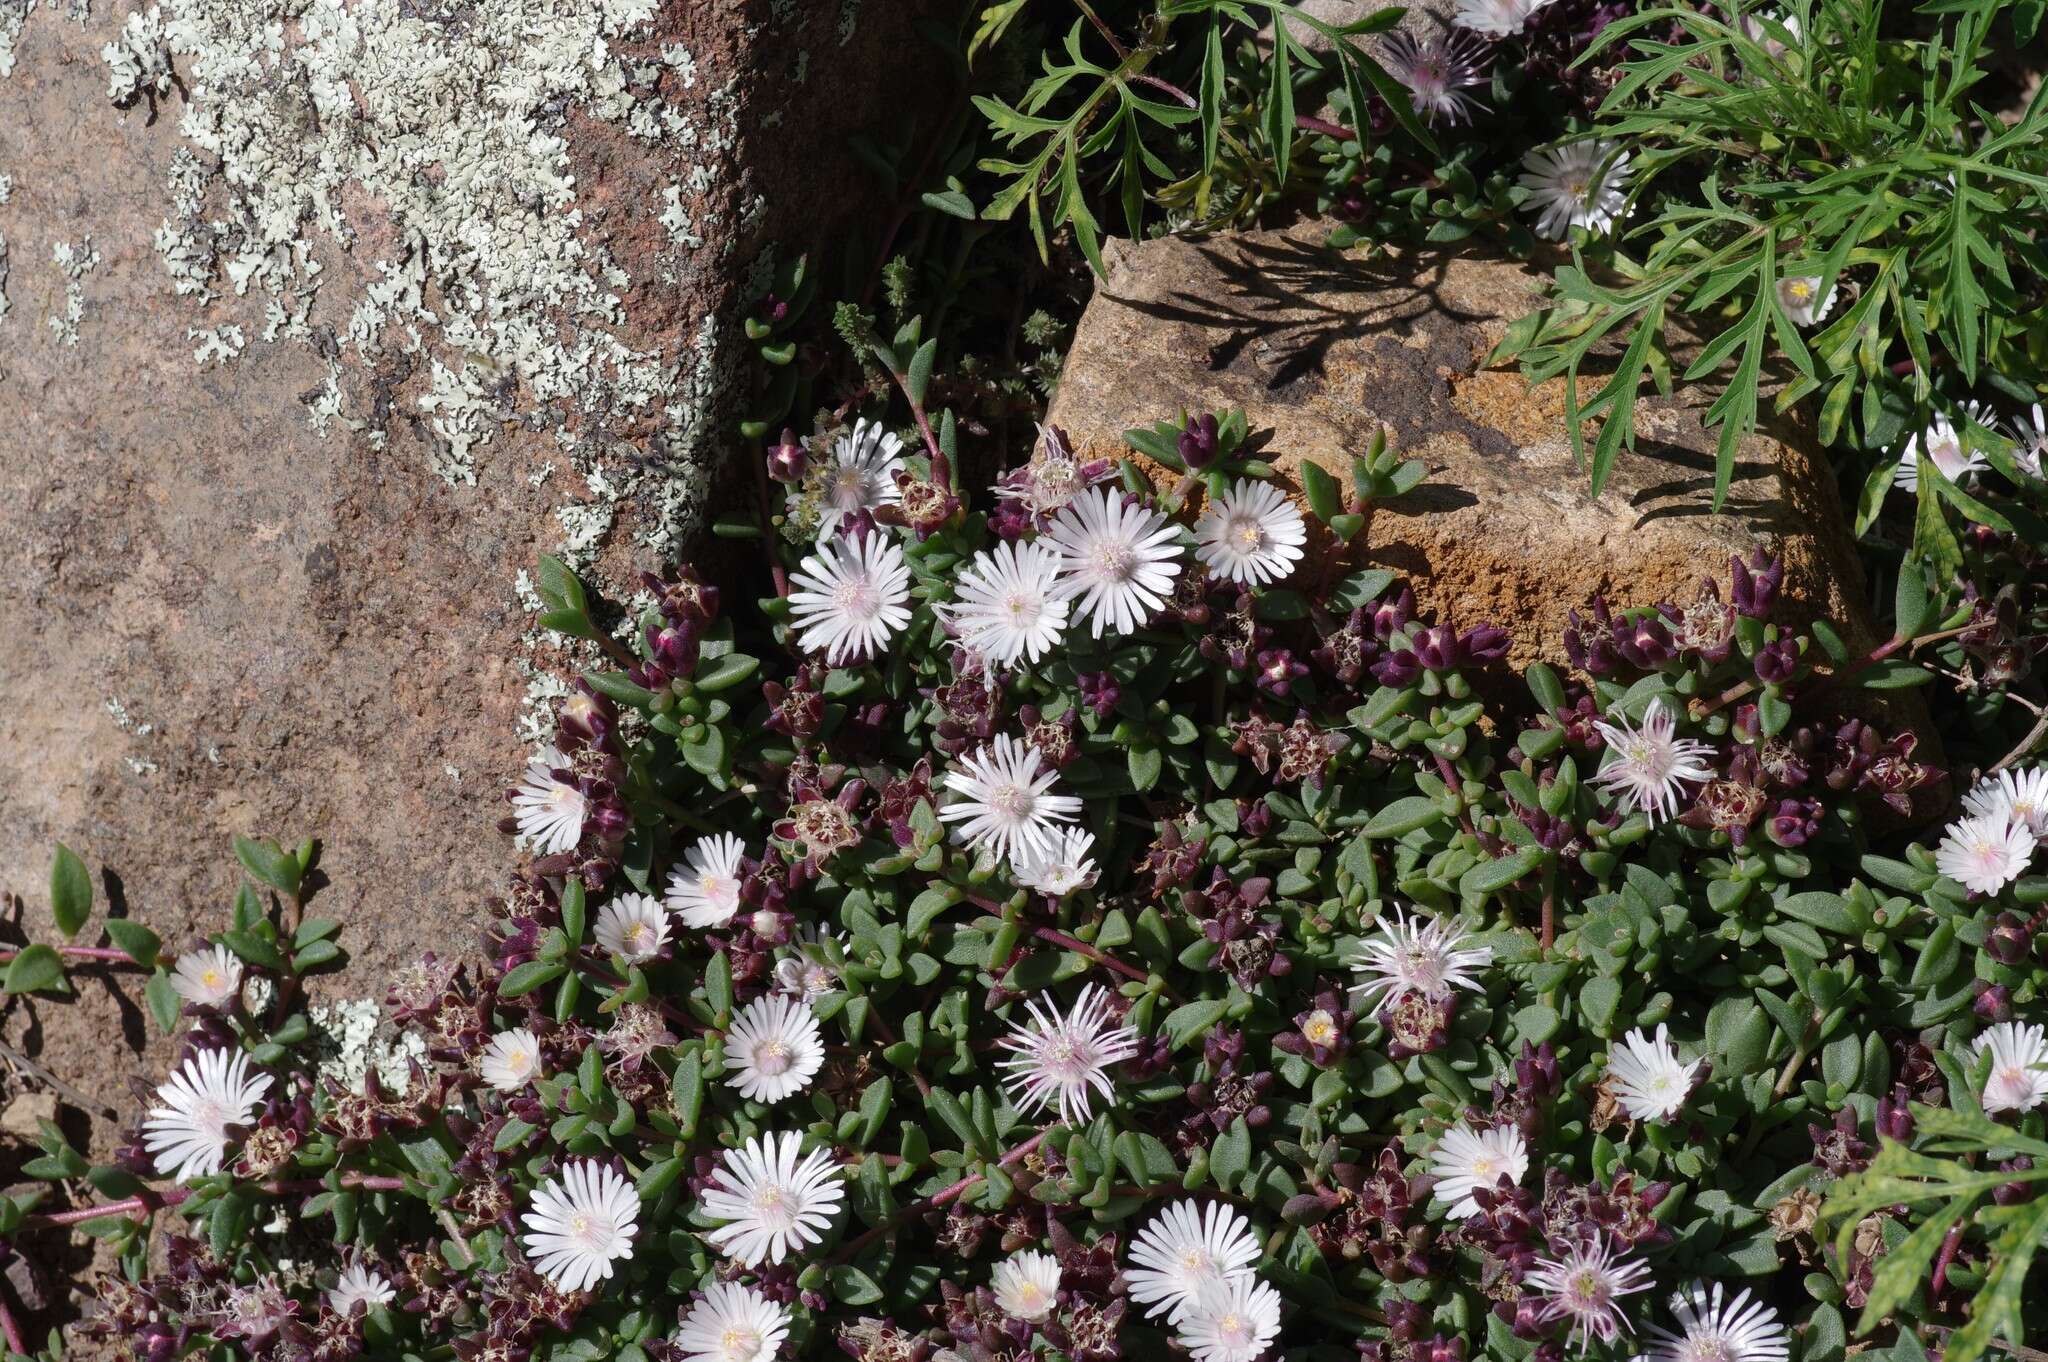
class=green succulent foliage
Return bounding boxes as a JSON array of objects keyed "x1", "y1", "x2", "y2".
[{"x1": 1496, "y1": 0, "x2": 2048, "y2": 515}]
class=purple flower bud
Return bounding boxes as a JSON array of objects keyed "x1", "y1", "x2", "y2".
[
  {"x1": 1994, "y1": 1156, "x2": 2036, "y2": 1205},
  {"x1": 1731, "y1": 549, "x2": 1783, "y2": 619},
  {"x1": 648, "y1": 622, "x2": 700, "y2": 676},
  {"x1": 1754, "y1": 639, "x2": 1798, "y2": 685},
  {"x1": 1178, "y1": 412, "x2": 1222, "y2": 469},
  {"x1": 1412, "y1": 625, "x2": 1455, "y2": 673},
  {"x1": 767, "y1": 427, "x2": 807, "y2": 483},
  {"x1": 1614, "y1": 612, "x2": 1676, "y2": 668},
  {"x1": 1075, "y1": 671, "x2": 1121, "y2": 719},
  {"x1": 1986, "y1": 912, "x2": 2031, "y2": 965},
  {"x1": 1974, "y1": 982, "x2": 2013, "y2": 1023},
  {"x1": 1371, "y1": 586, "x2": 1415, "y2": 642},
  {"x1": 1764, "y1": 796, "x2": 1821, "y2": 848},
  {"x1": 1372, "y1": 649, "x2": 1421, "y2": 687},
  {"x1": 1459, "y1": 622, "x2": 1510, "y2": 665},
  {"x1": 1876, "y1": 1085, "x2": 1915, "y2": 1143},
  {"x1": 1255, "y1": 648, "x2": 1308, "y2": 699}
]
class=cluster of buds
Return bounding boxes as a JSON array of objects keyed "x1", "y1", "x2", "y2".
[
  {"x1": 1181, "y1": 1030, "x2": 1276, "y2": 1146},
  {"x1": 1134, "y1": 821, "x2": 1207, "y2": 897},
  {"x1": 1184, "y1": 871, "x2": 1293, "y2": 992},
  {"x1": 630, "y1": 568, "x2": 722, "y2": 693},
  {"x1": 1357, "y1": 1297, "x2": 1466, "y2": 1362},
  {"x1": 926, "y1": 655, "x2": 1002, "y2": 756},
  {"x1": 1484, "y1": 1042, "x2": 1562, "y2": 1142},
  {"x1": 1821, "y1": 720, "x2": 1941, "y2": 817},
  {"x1": 1296, "y1": 1146, "x2": 1434, "y2": 1280},
  {"x1": 1310, "y1": 588, "x2": 1425, "y2": 692}
]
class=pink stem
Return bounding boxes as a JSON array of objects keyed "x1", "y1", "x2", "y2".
[
  {"x1": 25, "y1": 1173, "x2": 405, "y2": 1230},
  {"x1": 0, "y1": 1288, "x2": 23, "y2": 1356},
  {"x1": 0, "y1": 945, "x2": 137, "y2": 964}
]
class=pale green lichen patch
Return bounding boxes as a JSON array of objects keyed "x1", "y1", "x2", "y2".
[
  {"x1": 47, "y1": 235, "x2": 99, "y2": 346},
  {"x1": 100, "y1": 4, "x2": 169, "y2": 104},
  {"x1": 137, "y1": 0, "x2": 684, "y2": 483}
]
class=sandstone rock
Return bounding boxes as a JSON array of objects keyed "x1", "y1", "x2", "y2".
[
  {"x1": 0, "y1": 1092, "x2": 58, "y2": 1144},
  {"x1": 0, "y1": 0, "x2": 941, "y2": 1142},
  {"x1": 1044, "y1": 225, "x2": 1880, "y2": 669}
]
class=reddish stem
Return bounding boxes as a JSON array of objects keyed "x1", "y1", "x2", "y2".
[
  {"x1": 24, "y1": 1173, "x2": 406, "y2": 1230},
  {"x1": 1296, "y1": 114, "x2": 1356, "y2": 142},
  {"x1": 1931, "y1": 1220, "x2": 1966, "y2": 1295},
  {"x1": 1030, "y1": 927, "x2": 1184, "y2": 1003},
  {"x1": 0, "y1": 1288, "x2": 22, "y2": 1357},
  {"x1": 0, "y1": 945, "x2": 137, "y2": 964}
]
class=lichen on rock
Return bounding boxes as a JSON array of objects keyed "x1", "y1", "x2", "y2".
[{"x1": 143, "y1": 0, "x2": 671, "y2": 484}]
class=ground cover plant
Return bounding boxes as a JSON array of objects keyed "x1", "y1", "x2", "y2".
[{"x1": 1, "y1": 2, "x2": 2046, "y2": 1362}]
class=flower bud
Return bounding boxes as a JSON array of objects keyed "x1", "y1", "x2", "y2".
[
  {"x1": 1876, "y1": 1085, "x2": 1915, "y2": 1143},
  {"x1": 1754, "y1": 639, "x2": 1798, "y2": 685},
  {"x1": 767, "y1": 428, "x2": 807, "y2": 483},
  {"x1": 1178, "y1": 412, "x2": 1221, "y2": 469}
]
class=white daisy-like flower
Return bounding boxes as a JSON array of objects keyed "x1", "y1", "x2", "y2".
[
  {"x1": 1428, "y1": 1121, "x2": 1529, "y2": 1221},
  {"x1": 142, "y1": 1048, "x2": 272, "y2": 1183},
  {"x1": 700, "y1": 1130, "x2": 847, "y2": 1267},
  {"x1": 1591, "y1": 699, "x2": 1716, "y2": 825},
  {"x1": 521, "y1": 1159, "x2": 640, "y2": 1294},
  {"x1": 169, "y1": 944, "x2": 243, "y2": 1009},
  {"x1": 1640, "y1": 1280, "x2": 1792, "y2": 1362},
  {"x1": 1527, "y1": 1238, "x2": 1654, "y2": 1350},
  {"x1": 326, "y1": 1261, "x2": 396, "y2": 1316},
  {"x1": 1176, "y1": 1274, "x2": 1284, "y2": 1362},
  {"x1": 1519, "y1": 139, "x2": 1633, "y2": 240},
  {"x1": 997, "y1": 982, "x2": 1142, "y2": 1125},
  {"x1": 594, "y1": 892, "x2": 672, "y2": 965},
  {"x1": 1893, "y1": 413, "x2": 1987, "y2": 492},
  {"x1": 480, "y1": 1027, "x2": 543, "y2": 1092},
  {"x1": 787, "y1": 531, "x2": 914, "y2": 666},
  {"x1": 1774, "y1": 275, "x2": 1836, "y2": 327},
  {"x1": 809, "y1": 418, "x2": 904, "y2": 540},
  {"x1": 1963, "y1": 766, "x2": 2048, "y2": 839},
  {"x1": 773, "y1": 925, "x2": 846, "y2": 1002},
  {"x1": 1974, "y1": 1021, "x2": 2048, "y2": 1115},
  {"x1": 1740, "y1": 9, "x2": 1802, "y2": 58},
  {"x1": 1009, "y1": 826, "x2": 1101, "y2": 898},
  {"x1": 666, "y1": 833, "x2": 750, "y2": 928},
  {"x1": 940, "y1": 734, "x2": 1083, "y2": 864},
  {"x1": 2014, "y1": 404, "x2": 2047, "y2": 479},
  {"x1": 1935, "y1": 811, "x2": 2038, "y2": 896},
  {"x1": 943, "y1": 539, "x2": 1071, "y2": 666},
  {"x1": 1044, "y1": 485, "x2": 1185, "y2": 638},
  {"x1": 671, "y1": 1281, "x2": 792, "y2": 1362},
  {"x1": 1451, "y1": 0, "x2": 1552, "y2": 36},
  {"x1": 1605, "y1": 1024, "x2": 1702, "y2": 1123},
  {"x1": 1380, "y1": 28, "x2": 1491, "y2": 126},
  {"x1": 991, "y1": 1249, "x2": 1062, "y2": 1322},
  {"x1": 511, "y1": 747, "x2": 586, "y2": 855},
  {"x1": 724, "y1": 993, "x2": 826, "y2": 1104},
  {"x1": 1348, "y1": 907, "x2": 1492, "y2": 1011},
  {"x1": 1124, "y1": 1200, "x2": 1263, "y2": 1325},
  {"x1": 1193, "y1": 481, "x2": 1308, "y2": 587}
]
